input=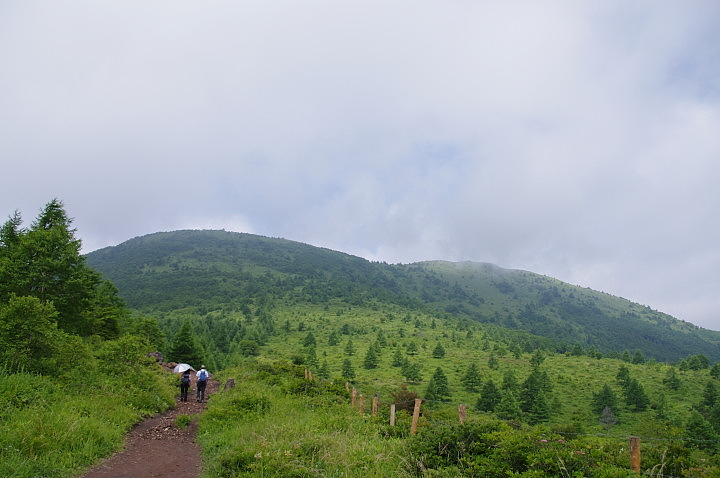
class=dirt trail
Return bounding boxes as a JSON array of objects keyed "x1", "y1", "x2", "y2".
[{"x1": 81, "y1": 372, "x2": 221, "y2": 478}]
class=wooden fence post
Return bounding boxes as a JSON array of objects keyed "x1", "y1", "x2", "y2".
[
  {"x1": 372, "y1": 394, "x2": 379, "y2": 417},
  {"x1": 390, "y1": 404, "x2": 396, "y2": 426},
  {"x1": 351, "y1": 388, "x2": 357, "y2": 408},
  {"x1": 410, "y1": 399, "x2": 422, "y2": 435},
  {"x1": 630, "y1": 436, "x2": 641, "y2": 473},
  {"x1": 359, "y1": 394, "x2": 365, "y2": 413},
  {"x1": 458, "y1": 404, "x2": 467, "y2": 424}
]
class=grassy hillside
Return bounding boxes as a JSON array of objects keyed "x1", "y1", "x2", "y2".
[
  {"x1": 9, "y1": 204, "x2": 719, "y2": 476},
  {"x1": 84, "y1": 230, "x2": 720, "y2": 475},
  {"x1": 87, "y1": 229, "x2": 720, "y2": 362},
  {"x1": 202, "y1": 358, "x2": 720, "y2": 477}
]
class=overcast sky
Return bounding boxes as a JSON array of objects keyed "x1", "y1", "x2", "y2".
[{"x1": 2, "y1": 2, "x2": 719, "y2": 330}]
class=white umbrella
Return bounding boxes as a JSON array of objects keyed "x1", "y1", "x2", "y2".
[{"x1": 173, "y1": 363, "x2": 195, "y2": 373}]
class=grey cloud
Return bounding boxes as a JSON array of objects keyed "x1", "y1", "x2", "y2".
[{"x1": 2, "y1": 1, "x2": 720, "y2": 329}]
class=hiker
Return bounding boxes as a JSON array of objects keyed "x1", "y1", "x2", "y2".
[
  {"x1": 196, "y1": 365, "x2": 210, "y2": 402},
  {"x1": 179, "y1": 370, "x2": 191, "y2": 402}
]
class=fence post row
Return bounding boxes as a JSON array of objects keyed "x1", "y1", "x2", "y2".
[{"x1": 306, "y1": 371, "x2": 643, "y2": 473}]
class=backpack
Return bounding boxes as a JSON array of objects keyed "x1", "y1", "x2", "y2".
[
  {"x1": 199, "y1": 370, "x2": 207, "y2": 382},
  {"x1": 181, "y1": 372, "x2": 190, "y2": 385}
]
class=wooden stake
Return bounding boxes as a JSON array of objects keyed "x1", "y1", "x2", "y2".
[
  {"x1": 458, "y1": 404, "x2": 467, "y2": 424},
  {"x1": 372, "y1": 394, "x2": 379, "y2": 417},
  {"x1": 390, "y1": 404, "x2": 396, "y2": 426},
  {"x1": 359, "y1": 394, "x2": 365, "y2": 413},
  {"x1": 410, "y1": 399, "x2": 422, "y2": 435},
  {"x1": 629, "y1": 436, "x2": 641, "y2": 473}
]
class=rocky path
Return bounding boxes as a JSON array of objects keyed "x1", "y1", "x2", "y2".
[{"x1": 81, "y1": 375, "x2": 220, "y2": 478}]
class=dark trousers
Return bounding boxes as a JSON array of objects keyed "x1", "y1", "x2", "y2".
[
  {"x1": 180, "y1": 383, "x2": 189, "y2": 401},
  {"x1": 196, "y1": 380, "x2": 207, "y2": 401}
]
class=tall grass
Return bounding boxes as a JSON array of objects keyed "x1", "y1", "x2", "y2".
[
  {"x1": 198, "y1": 359, "x2": 720, "y2": 477},
  {"x1": 0, "y1": 343, "x2": 176, "y2": 477},
  {"x1": 198, "y1": 360, "x2": 408, "y2": 477}
]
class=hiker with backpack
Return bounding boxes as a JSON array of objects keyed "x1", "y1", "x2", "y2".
[
  {"x1": 196, "y1": 365, "x2": 210, "y2": 402},
  {"x1": 179, "y1": 370, "x2": 191, "y2": 402}
]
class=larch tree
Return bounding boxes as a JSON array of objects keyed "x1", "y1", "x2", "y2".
[
  {"x1": 0, "y1": 199, "x2": 123, "y2": 337},
  {"x1": 425, "y1": 367, "x2": 451, "y2": 402},
  {"x1": 168, "y1": 320, "x2": 203, "y2": 367},
  {"x1": 461, "y1": 362, "x2": 482, "y2": 392}
]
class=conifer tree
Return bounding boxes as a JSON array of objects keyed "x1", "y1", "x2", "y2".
[
  {"x1": 402, "y1": 361, "x2": 423, "y2": 382},
  {"x1": 375, "y1": 329, "x2": 387, "y2": 347},
  {"x1": 663, "y1": 367, "x2": 681, "y2": 390},
  {"x1": 476, "y1": 379, "x2": 500, "y2": 412},
  {"x1": 616, "y1": 365, "x2": 631, "y2": 389},
  {"x1": 700, "y1": 380, "x2": 718, "y2": 411},
  {"x1": 685, "y1": 411, "x2": 718, "y2": 451},
  {"x1": 588, "y1": 345, "x2": 602, "y2": 359},
  {"x1": 303, "y1": 332, "x2": 316, "y2": 347},
  {"x1": 709, "y1": 403, "x2": 720, "y2": 434},
  {"x1": 305, "y1": 345, "x2": 319, "y2": 368},
  {"x1": 624, "y1": 378, "x2": 650, "y2": 411},
  {"x1": 0, "y1": 200, "x2": 125, "y2": 338},
  {"x1": 592, "y1": 384, "x2": 619, "y2": 415},
  {"x1": 501, "y1": 370, "x2": 519, "y2": 393},
  {"x1": 168, "y1": 320, "x2": 203, "y2": 366},
  {"x1": 391, "y1": 348, "x2": 405, "y2": 367},
  {"x1": 710, "y1": 363, "x2": 720, "y2": 380},
  {"x1": 363, "y1": 342, "x2": 380, "y2": 369},
  {"x1": 530, "y1": 349, "x2": 545, "y2": 368},
  {"x1": 432, "y1": 342, "x2": 446, "y2": 359},
  {"x1": 341, "y1": 358, "x2": 355, "y2": 381},
  {"x1": 495, "y1": 390, "x2": 522, "y2": 420},
  {"x1": 488, "y1": 352, "x2": 499, "y2": 370},
  {"x1": 526, "y1": 392, "x2": 551, "y2": 424},
  {"x1": 461, "y1": 362, "x2": 482, "y2": 392},
  {"x1": 425, "y1": 367, "x2": 451, "y2": 402},
  {"x1": 318, "y1": 359, "x2": 330, "y2": 379},
  {"x1": 520, "y1": 368, "x2": 551, "y2": 420}
]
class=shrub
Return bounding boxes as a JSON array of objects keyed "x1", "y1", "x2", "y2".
[{"x1": 176, "y1": 414, "x2": 192, "y2": 428}]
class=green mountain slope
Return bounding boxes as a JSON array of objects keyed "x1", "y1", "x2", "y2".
[{"x1": 86, "y1": 229, "x2": 720, "y2": 362}]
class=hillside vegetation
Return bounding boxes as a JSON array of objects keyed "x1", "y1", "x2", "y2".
[
  {"x1": 4, "y1": 205, "x2": 720, "y2": 477},
  {"x1": 84, "y1": 229, "x2": 720, "y2": 475},
  {"x1": 87, "y1": 229, "x2": 720, "y2": 362},
  {"x1": 0, "y1": 200, "x2": 175, "y2": 477},
  {"x1": 204, "y1": 358, "x2": 718, "y2": 476}
]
